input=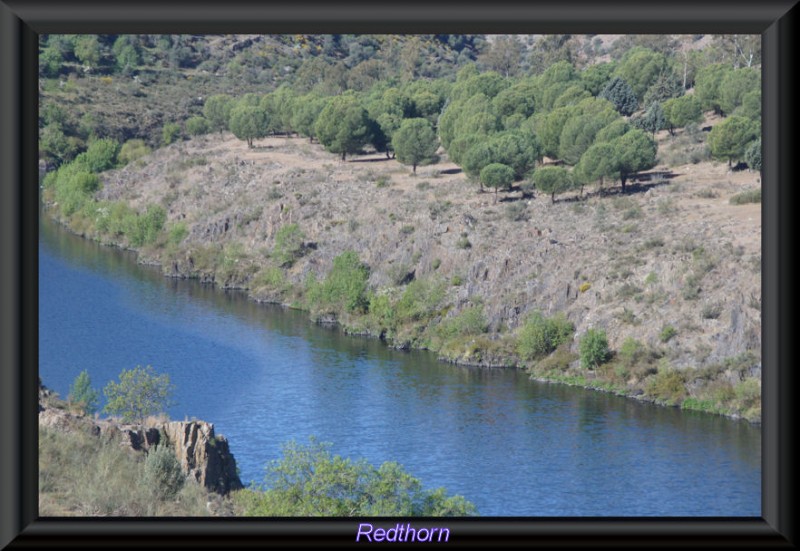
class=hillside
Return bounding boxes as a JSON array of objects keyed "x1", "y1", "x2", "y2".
[{"x1": 39, "y1": 33, "x2": 763, "y2": 422}]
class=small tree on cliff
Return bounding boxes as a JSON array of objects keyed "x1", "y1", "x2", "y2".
[
  {"x1": 103, "y1": 365, "x2": 174, "y2": 424},
  {"x1": 68, "y1": 369, "x2": 99, "y2": 415}
]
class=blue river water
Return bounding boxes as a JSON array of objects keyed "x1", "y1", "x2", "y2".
[{"x1": 39, "y1": 214, "x2": 761, "y2": 516}]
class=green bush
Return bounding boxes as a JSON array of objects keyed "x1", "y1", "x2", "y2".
[
  {"x1": 143, "y1": 445, "x2": 185, "y2": 500},
  {"x1": 162, "y1": 122, "x2": 182, "y2": 146},
  {"x1": 617, "y1": 337, "x2": 645, "y2": 369},
  {"x1": 646, "y1": 367, "x2": 686, "y2": 405},
  {"x1": 579, "y1": 328, "x2": 610, "y2": 370},
  {"x1": 185, "y1": 116, "x2": 211, "y2": 136},
  {"x1": 233, "y1": 438, "x2": 476, "y2": 516},
  {"x1": 78, "y1": 138, "x2": 119, "y2": 173},
  {"x1": 659, "y1": 325, "x2": 677, "y2": 343},
  {"x1": 273, "y1": 224, "x2": 305, "y2": 267},
  {"x1": 167, "y1": 222, "x2": 188, "y2": 246},
  {"x1": 517, "y1": 312, "x2": 574, "y2": 361},
  {"x1": 435, "y1": 305, "x2": 488, "y2": 342},
  {"x1": 307, "y1": 251, "x2": 370, "y2": 315},
  {"x1": 394, "y1": 278, "x2": 447, "y2": 324},
  {"x1": 118, "y1": 139, "x2": 152, "y2": 165},
  {"x1": 127, "y1": 205, "x2": 167, "y2": 247}
]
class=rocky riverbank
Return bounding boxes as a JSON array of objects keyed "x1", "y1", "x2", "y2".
[{"x1": 44, "y1": 129, "x2": 762, "y2": 422}]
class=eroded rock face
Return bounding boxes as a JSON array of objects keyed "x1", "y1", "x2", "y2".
[
  {"x1": 38, "y1": 380, "x2": 243, "y2": 495},
  {"x1": 160, "y1": 421, "x2": 243, "y2": 495}
]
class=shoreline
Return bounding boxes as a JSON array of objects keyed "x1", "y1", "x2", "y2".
[{"x1": 42, "y1": 203, "x2": 760, "y2": 425}]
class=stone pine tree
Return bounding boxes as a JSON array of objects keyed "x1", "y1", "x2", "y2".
[
  {"x1": 392, "y1": 118, "x2": 439, "y2": 174},
  {"x1": 745, "y1": 137, "x2": 761, "y2": 172},
  {"x1": 612, "y1": 129, "x2": 657, "y2": 193},
  {"x1": 574, "y1": 142, "x2": 619, "y2": 196},
  {"x1": 662, "y1": 95, "x2": 703, "y2": 136},
  {"x1": 708, "y1": 116, "x2": 757, "y2": 166},
  {"x1": 480, "y1": 163, "x2": 515, "y2": 203},
  {"x1": 229, "y1": 105, "x2": 269, "y2": 148},
  {"x1": 203, "y1": 94, "x2": 235, "y2": 134},
  {"x1": 599, "y1": 77, "x2": 638, "y2": 116},
  {"x1": 315, "y1": 94, "x2": 372, "y2": 161},
  {"x1": 534, "y1": 165, "x2": 573, "y2": 204}
]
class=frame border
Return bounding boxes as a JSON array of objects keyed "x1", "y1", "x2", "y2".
[{"x1": 1, "y1": 1, "x2": 796, "y2": 548}]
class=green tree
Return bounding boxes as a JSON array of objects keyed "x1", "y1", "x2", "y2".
[
  {"x1": 392, "y1": 118, "x2": 439, "y2": 174},
  {"x1": 642, "y1": 70, "x2": 683, "y2": 106},
  {"x1": 662, "y1": 95, "x2": 703, "y2": 136},
  {"x1": 103, "y1": 365, "x2": 174, "y2": 424},
  {"x1": 599, "y1": 76, "x2": 638, "y2": 116},
  {"x1": 613, "y1": 47, "x2": 668, "y2": 100},
  {"x1": 203, "y1": 94, "x2": 235, "y2": 134},
  {"x1": 492, "y1": 78, "x2": 538, "y2": 120},
  {"x1": 315, "y1": 95, "x2": 372, "y2": 161},
  {"x1": 694, "y1": 63, "x2": 730, "y2": 114},
  {"x1": 579, "y1": 328, "x2": 610, "y2": 370},
  {"x1": 73, "y1": 35, "x2": 101, "y2": 69},
  {"x1": 534, "y1": 165, "x2": 573, "y2": 204},
  {"x1": 480, "y1": 163, "x2": 515, "y2": 202},
  {"x1": 719, "y1": 67, "x2": 760, "y2": 116},
  {"x1": 291, "y1": 95, "x2": 329, "y2": 143},
  {"x1": 558, "y1": 107, "x2": 619, "y2": 165},
  {"x1": 745, "y1": 137, "x2": 761, "y2": 172},
  {"x1": 185, "y1": 116, "x2": 211, "y2": 136},
  {"x1": 708, "y1": 116, "x2": 757, "y2": 166},
  {"x1": 580, "y1": 61, "x2": 617, "y2": 96},
  {"x1": 235, "y1": 438, "x2": 476, "y2": 516},
  {"x1": 635, "y1": 102, "x2": 665, "y2": 138},
  {"x1": 574, "y1": 142, "x2": 619, "y2": 195},
  {"x1": 68, "y1": 370, "x2": 99, "y2": 415},
  {"x1": 480, "y1": 35, "x2": 525, "y2": 77},
  {"x1": 229, "y1": 106, "x2": 269, "y2": 148},
  {"x1": 612, "y1": 129, "x2": 657, "y2": 192}
]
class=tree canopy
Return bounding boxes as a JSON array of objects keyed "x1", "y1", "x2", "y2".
[
  {"x1": 315, "y1": 94, "x2": 373, "y2": 160},
  {"x1": 392, "y1": 118, "x2": 439, "y2": 173},
  {"x1": 103, "y1": 365, "x2": 174, "y2": 423}
]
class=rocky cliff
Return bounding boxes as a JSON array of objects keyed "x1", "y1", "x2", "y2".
[{"x1": 38, "y1": 379, "x2": 243, "y2": 495}]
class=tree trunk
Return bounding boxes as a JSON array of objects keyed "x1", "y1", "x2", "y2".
[
  {"x1": 620, "y1": 174, "x2": 627, "y2": 194},
  {"x1": 494, "y1": 187, "x2": 498, "y2": 203},
  {"x1": 413, "y1": 163, "x2": 417, "y2": 174},
  {"x1": 551, "y1": 192, "x2": 555, "y2": 204},
  {"x1": 341, "y1": 151, "x2": 346, "y2": 161}
]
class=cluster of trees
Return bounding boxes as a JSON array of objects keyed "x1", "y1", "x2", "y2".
[
  {"x1": 186, "y1": 42, "x2": 759, "y2": 202},
  {"x1": 41, "y1": 35, "x2": 762, "y2": 203},
  {"x1": 68, "y1": 365, "x2": 174, "y2": 423}
]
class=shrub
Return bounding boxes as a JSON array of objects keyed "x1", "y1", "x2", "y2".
[
  {"x1": 162, "y1": 122, "x2": 182, "y2": 146},
  {"x1": 127, "y1": 205, "x2": 167, "y2": 247},
  {"x1": 701, "y1": 302, "x2": 723, "y2": 319},
  {"x1": 234, "y1": 438, "x2": 476, "y2": 516},
  {"x1": 273, "y1": 224, "x2": 306, "y2": 267},
  {"x1": 308, "y1": 251, "x2": 370, "y2": 314},
  {"x1": 436, "y1": 305, "x2": 488, "y2": 342},
  {"x1": 659, "y1": 325, "x2": 677, "y2": 343},
  {"x1": 143, "y1": 444, "x2": 185, "y2": 500},
  {"x1": 617, "y1": 337, "x2": 645, "y2": 369},
  {"x1": 579, "y1": 328, "x2": 610, "y2": 370},
  {"x1": 579, "y1": 282, "x2": 591, "y2": 293},
  {"x1": 118, "y1": 139, "x2": 152, "y2": 165},
  {"x1": 185, "y1": 116, "x2": 211, "y2": 136},
  {"x1": 517, "y1": 312, "x2": 574, "y2": 361},
  {"x1": 167, "y1": 222, "x2": 188, "y2": 246},
  {"x1": 646, "y1": 366, "x2": 687, "y2": 405},
  {"x1": 456, "y1": 234, "x2": 471, "y2": 249},
  {"x1": 729, "y1": 189, "x2": 761, "y2": 205},
  {"x1": 79, "y1": 138, "x2": 119, "y2": 172}
]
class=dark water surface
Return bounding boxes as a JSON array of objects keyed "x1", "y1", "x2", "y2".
[{"x1": 39, "y1": 215, "x2": 760, "y2": 516}]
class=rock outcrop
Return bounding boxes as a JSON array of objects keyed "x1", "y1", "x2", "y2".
[{"x1": 38, "y1": 380, "x2": 243, "y2": 495}]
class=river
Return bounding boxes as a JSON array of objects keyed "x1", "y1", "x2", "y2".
[{"x1": 38, "y1": 214, "x2": 761, "y2": 516}]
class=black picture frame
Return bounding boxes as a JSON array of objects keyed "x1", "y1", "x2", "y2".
[{"x1": 1, "y1": 1, "x2": 796, "y2": 548}]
